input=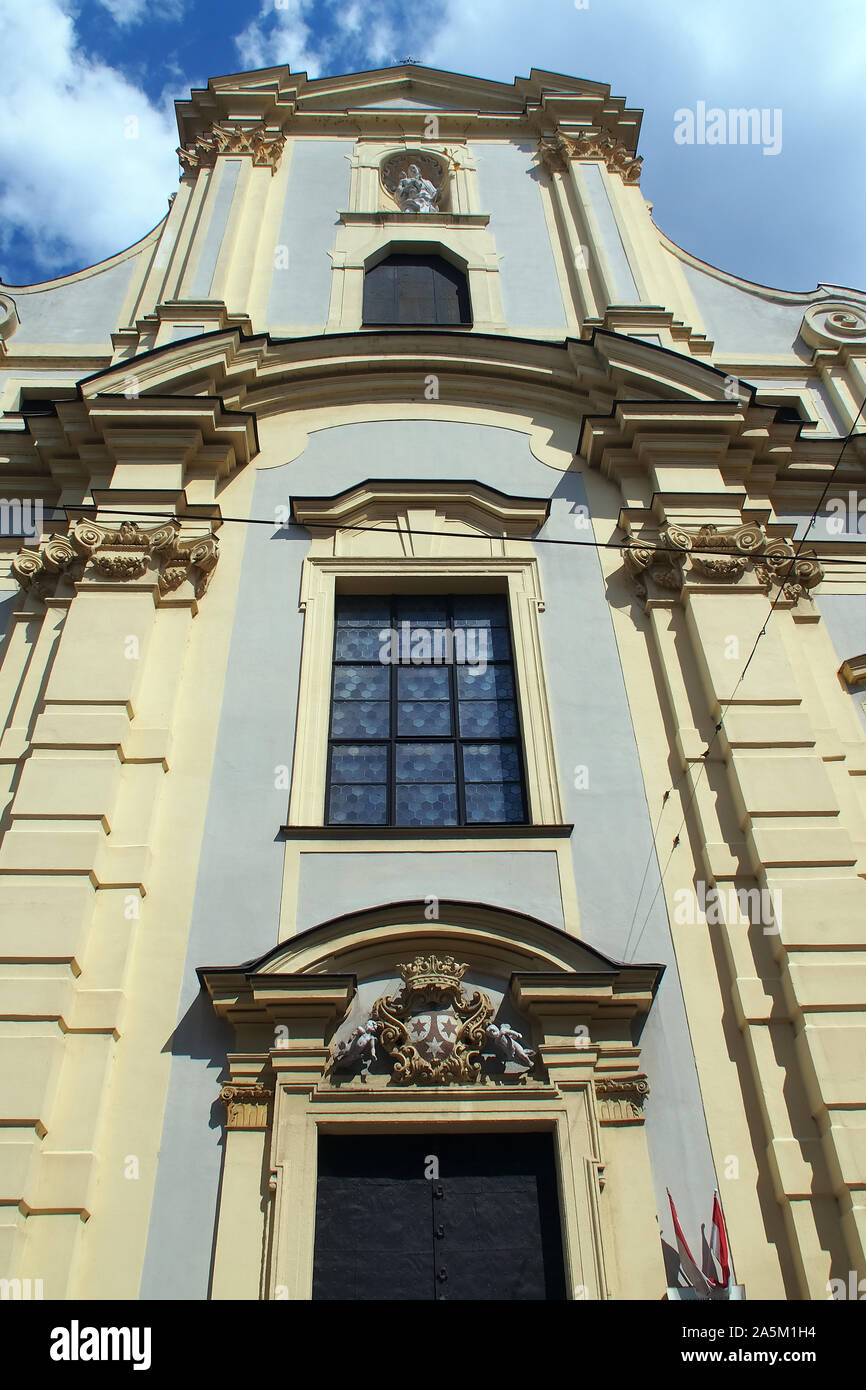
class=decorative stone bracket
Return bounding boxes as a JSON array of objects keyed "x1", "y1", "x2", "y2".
[
  {"x1": 178, "y1": 121, "x2": 286, "y2": 175},
  {"x1": 537, "y1": 129, "x2": 642, "y2": 183},
  {"x1": 220, "y1": 1084, "x2": 274, "y2": 1130},
  {"x1": 594, "y1": 1075, "x2": 650, "y2": 1124},
  {"x1": 622, "y1": 522, "x2": 823, "y2": 605},
  {"x1": 13, "y1": 518, "x2": 220, "y2": 603}
]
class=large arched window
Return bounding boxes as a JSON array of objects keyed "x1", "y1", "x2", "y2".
[{"x1": 362, "y1": 253, "x2": 472, "y2": 327}]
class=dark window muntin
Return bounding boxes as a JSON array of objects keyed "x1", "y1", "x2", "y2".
[
  {"x1": 362, "y1": 253, "x2": 472, "y2": 327},
  {"x1": 326, "y1": 594, "x2": 528, "y2": 828}
]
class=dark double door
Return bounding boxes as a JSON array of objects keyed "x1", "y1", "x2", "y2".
[{"x1": 312, "y1": 1132, "x2": 566, "y2": 1300}]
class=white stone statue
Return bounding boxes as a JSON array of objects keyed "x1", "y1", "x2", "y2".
[
  {"x1": 483, "y1": 1021, "x2": 535, "y2": 1070},
  {"x1": 329, "y1": 1019, "x2": 380, "y2": 1073},
  {"x1": 396, "y1": 163, "x2": 439, "y2": 213}
]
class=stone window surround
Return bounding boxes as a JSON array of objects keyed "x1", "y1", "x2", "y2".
[{"x1": 286, "y1": 498, "x2": 564, "y2": 830}]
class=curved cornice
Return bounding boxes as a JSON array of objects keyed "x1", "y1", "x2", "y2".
[
  {"x1": 196, "y1": 898, "x2": 664, "y2": 984},
  {"x1": 3, "y1": 325, "x2": 851, "y2": 491},
  {"x1": 656, "y1": 224, "x2": 866, "y2": 306},
  {"x1": 1, "y1": 218, "x2": 167, "y2": 295},
  {"x1": 75, "y1": 326, "x2": 742, "y2": 420}
]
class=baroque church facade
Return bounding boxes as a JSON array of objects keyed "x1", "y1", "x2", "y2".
[{"x1": 1, "y1": 62, "x2": 865, "y2": 1302}]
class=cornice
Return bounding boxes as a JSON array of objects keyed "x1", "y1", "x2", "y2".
[
  {"x1": 840, "y1": 654, "x2": 866, "y2": 689},
  {"x1": 0, "y1": 392, "x2": 257, "y2": 493},
  {"x1": 71, "y1": 327, "x2": 738, "y2": 430},
  {"x1": 174, "y1": 63, "x2": 642, "y2": 160},
  {"x1": 291, "y1": 479, "x2": 550, "y2": 536},
  {"x1": 4, "y1": 329, "x2": 859, "y2": 508}
]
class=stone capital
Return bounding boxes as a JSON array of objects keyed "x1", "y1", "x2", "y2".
[{"x1": 621, "y1": 522, "x2": 823, "y2": 607}]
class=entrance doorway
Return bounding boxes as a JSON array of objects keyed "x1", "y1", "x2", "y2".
[{"x1": 312, "y1": 1131, "x2": 566, "y2": 1300}]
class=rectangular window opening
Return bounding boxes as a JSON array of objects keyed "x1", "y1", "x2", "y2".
[{"x1": 326, "y1": 594, "x2": 528, "y2": 828}]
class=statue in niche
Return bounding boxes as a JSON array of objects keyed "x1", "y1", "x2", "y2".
[
  {"x1": 381, "y1": 153, "x2": 444, "y2": 213},
  {"x1": 396, "y1": 163, "x2": 439, "y2": 213}
]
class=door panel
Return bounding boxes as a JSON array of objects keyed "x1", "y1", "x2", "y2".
[
  {"x1": 312, "y1": 1132, "x2": 566, "y2": 1301},
  {"x1": 435, "y1": 1176, "x2": 550, "y2": 1300},
  {"x1": 313, "y1": 1176, "x2": 432, "y2": 1300}
]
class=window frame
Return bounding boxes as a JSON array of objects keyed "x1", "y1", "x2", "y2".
[{"x1": 325, "y1": 594, "x2": 529, "y2": 828}]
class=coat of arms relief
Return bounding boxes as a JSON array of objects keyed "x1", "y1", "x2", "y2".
[{"x1": 327, "y1": 955, "x2": 537, "y2": 1085}]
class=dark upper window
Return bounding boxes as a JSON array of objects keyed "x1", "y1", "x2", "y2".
[
  {"x1": 327, "y1": 595, "x2": 526, "y2": 827},
  {"x1": 362, "y1": 254, "x2": 472, "y2": 327}
]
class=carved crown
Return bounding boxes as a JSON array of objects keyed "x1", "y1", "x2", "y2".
[{"x1": 398, "y1": 954, "x2": 467, "y2": 992}]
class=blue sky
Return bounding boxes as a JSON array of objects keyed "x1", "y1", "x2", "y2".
[{"x1": 1, "y1": 0, "x2": 864, "y2": 293}]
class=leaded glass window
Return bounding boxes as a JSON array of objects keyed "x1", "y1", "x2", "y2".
[{"x1": 326, "y1": 595, "x2": 527, "y2": 827}]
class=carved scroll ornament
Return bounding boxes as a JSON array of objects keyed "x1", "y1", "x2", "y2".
[
  {"x1": 595, "y1": 1074, "x2": 649, "y2": 1122},
  {"x1": 371, "y1": 954, "x2": 494, "y2": 1086},
  {"x1": 220, "y1": 1084, "x2": 273, "y2": 1129},
  {"x1": 622, "y1": 522, "x2": 823, "y2": 604},
  {"x1": 13, "y1": 518, "x2": 219, "y2": 602}
]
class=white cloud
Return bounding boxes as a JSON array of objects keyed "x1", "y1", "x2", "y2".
[
  {"x1": 232, "y1": 0, "x2": 422, "y2": 79},
  {"x1": 96, "y1": 0, "x2": 148, "y2": 23},
  {"x1": 95, "y1": 0, "x2": 186, "y2": 27},
  {"x1": 234, "y1": 0, "x2": 326, "y2": 77},
  {"x1": 0, "y1": 0, "x2": 179, "y2": 283}
]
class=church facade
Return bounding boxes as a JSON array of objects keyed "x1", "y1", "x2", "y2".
[{"x1": 1, "y1": 62, "x2": 865, "y2": 1301}]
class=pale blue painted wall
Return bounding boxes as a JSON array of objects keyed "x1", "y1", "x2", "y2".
[
  {"x1": 297, "y1": 851, "x2": 565, "y2": 932},
  {"x1": 189, "y1": 160, "x2": 242, "y2": 298},
  {"x1": 141, "y1": 417, "x2": 718, "y2": 1296},
  {"x1": 682, "y1": 264, "x2": 828, "y2": 358},
  {"x1": 474, "y1": 141, "x2": 568, "y2": 332},
  {"x1": 265, "y1": 139, "x2": 353, "y2": 330},
  {"x1": 11, "y1": 257, "x2": 138, "y2": 345},
  {"x1": 581, "y1": 164, "x2": 639, "y2": 303},
  {"x1": 818, "y1": 594, "x2": 866, "y2": 736}
]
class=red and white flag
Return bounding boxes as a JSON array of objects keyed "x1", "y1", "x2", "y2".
[
  {"x1": 703, "y1": 1190, "x2": 731, "y2": 1288},
  {"x1": 668, "y1": 1190, "x2": 711, "y2": 1297}
]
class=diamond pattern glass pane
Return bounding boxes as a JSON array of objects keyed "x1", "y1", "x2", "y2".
[
  {"x1": 398, "y1": 701, "x2": 452, "y2": 736},
  {"x1": 484, "y1": 628, "x2": 512, "y2": 660},
  {"x1": 465, "y1": 782, "x2": 524, "y2": 823},
  {"x1": 329, "y1": 784, "x2": 388, "y2": 824},
  {"x1": 330, "y1": 745, "x2": 387, "y2": 784},
  {"x1": 327, "y1": 595, "x2": 526, "y2": 827},
  {"x1": 395, "y1": 784, "x2": 458, "y2": 827},
  {"x1": 335, "y1": 628, "x2": 388, "y2": 661},
  {"x1": 457, "y1": 665, "x2": 515, "y2": 701},
  {"x1": 396, "y1": 627, "x2": 454, "y2": 663},
  {"x1": 330, "y1": 701, "x2": 389, "y2": 738},
  {"x1": 335, "y1": 597, "x2": 391, "y2": 627},
  {"x1": 333, "y1": 665, "x2": 389, "y2": 701},
  {"x1": 452, "y1": 596, "x2": 509, "y2": 627},
  {"x1": 394, "y1": 597, "x2": 448, "y2": 626},
  {"x1": 462, "y1": 742, "x2": 521, "y2": 783},
  {"x1": 397, "y1": 666, "x2": 450, "y2": 701},
  {"x1": 396, "y1": 743, "x2": 456, "y2": 783},
  {"x1": 458, "y1": 700, "x2": 517, "y2": 738}
]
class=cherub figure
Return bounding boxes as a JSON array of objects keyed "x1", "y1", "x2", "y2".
[
  {"x1": 483, "y1": 1021, "x2": 535, "y2": 1070},
  {"x1": 328, "y1": 1019, "x2": 380, "y2": 1074}
]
